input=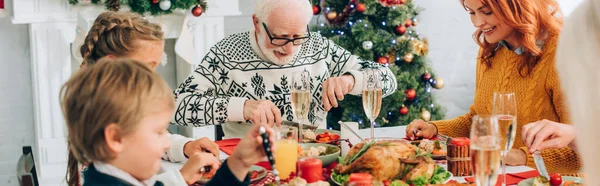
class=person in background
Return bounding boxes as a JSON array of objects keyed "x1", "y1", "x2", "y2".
[
  {"x1": 68, "y1": 11, "x2": 220, "y2": 185},
  {"x1": 172, "y1": 0, "x2": 397, "y2": 138},
  {"x1": 63, "y1": 59, "x2": 275, "y2": 186},
  {"x1": 405, "y1": 0, "x2": 581, "y2": 174}
]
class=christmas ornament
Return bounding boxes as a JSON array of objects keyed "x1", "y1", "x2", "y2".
[
  {"x1": 152, "y1": 0, "x2": 159, "y2": 4},
  {"x1": 192, "y1": 5, "x2": 204, "y2": 17},
  {"x1": 356, "y1": 3, "x2": 366, "y2": 13},
  {"x1": 422, "y1": 72, "x2": 431, "y2": 81},
  {"x1": 387, "y1": 53, "x2": 396, "y2": 63},
  {"x1": 405, "y1": 19, "x2": 413, "y2": 27},
  {"x1": 412, "y1": 18, "x2": 419, "y2": 26},
  {"x1": 362, "y1": 41, "x2": 373, "y2": 50},
  {"x1": 433, "y1": 77, "x2": 445, "y2": 89},
  {"x1": 326, "y1": 11, "x2": 338, "y2": 20},
  {"x1": 379, "y1": 0, "x2": 406, "y2": 7},
  {"x1": 397, "y1": 36, "x2": 410, "y2": 42},
  {"x1": 406, "y1": 89, "x2": 416, "y2": 101},
  {"x1": 312, "y1": 5, "x2": 321, "y2": 15},
  {"x1": 395, "y1": 25, "x2": 406, "y2": 35},
  {"x1": 159, "y1": 0, "x2": 171, "y2": 10},
  {"x1": 377, "y1": 56, "x2": 389, "y2": 65},
  {"x1": 399, "y1": 105, "x2": 409, "y2": 115},
  {"x1": 420, "y1": 109, "x2": 431, "y2": 121},
  {"x1": 403, "y1": 53, "x2": 414, "y2": 63}
]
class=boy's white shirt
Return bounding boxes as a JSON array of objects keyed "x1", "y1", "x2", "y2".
[
  {"x1": 93, "y1": 161, "x2": 186, "y2": 186},
  {"x1": 163, "y1": 133, "x2": 193, "y2": 162}
]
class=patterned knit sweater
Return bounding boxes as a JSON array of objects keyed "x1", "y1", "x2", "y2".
[
  {"x1": 431, "y1": 35, "x2": 581, "y2": 174},
  {"x1": 172, "y1": 29, "x2": 396, "y2": 138}
]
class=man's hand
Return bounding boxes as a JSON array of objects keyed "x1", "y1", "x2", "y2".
[
  {"x1": 243, "y1": 100, "x2": 282, "y2": 127},
  {"x1": 322, "y1": 75, "x2": 355, "y2": 111},
  {"x1": 184, "y1": 137, "x2": 220, "y2": 160}
]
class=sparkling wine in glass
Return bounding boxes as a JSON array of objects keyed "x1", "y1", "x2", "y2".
[
  {"x1": 470, "y1": 115, "x2": 502, "y2": 186},
  {"x1": 291, "y1": 70, "x2": 310, "y2": 142},
  {"x1": 362, "y1": 68, "x2": 382, "y2": 141},
  {"x1": 492, "y1": 92, "x2": 517, "y2": 186}
]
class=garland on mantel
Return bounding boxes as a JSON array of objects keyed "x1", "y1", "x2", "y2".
[{"x1": 68, "y1": 0, "x2": 208, "y2": 17}]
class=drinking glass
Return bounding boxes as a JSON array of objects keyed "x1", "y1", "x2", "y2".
[{"x1": 470, "y1": 115, "x2": 502, "y2": 186}]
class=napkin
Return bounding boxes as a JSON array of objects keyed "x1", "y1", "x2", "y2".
[
  {"x1": 465, "y1": 170, "x2": 540, "y2": 186},
  {"x1": 215, "y1": 138, "x2": 241, "y2": 155},
  {"x1": 215, "y1": 138, "x2": 273, "y2": 170}
]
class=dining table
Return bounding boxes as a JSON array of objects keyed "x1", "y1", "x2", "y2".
[{"x1": 160, "y1": 125, "x2": 535, "y2": 185}]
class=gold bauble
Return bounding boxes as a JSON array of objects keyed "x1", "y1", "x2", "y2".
[
  {"x1": 403, "y1": 53, "x2": 414, "y2": 63},
  {"x1": 420, "y1": 109, "x2": 431, "y2": 122},
  {"x1": 434, "y1": 77, "x2": 445, "y2": 89},
  {"x1": 397, "y1": 36, "x2": 410, "y2": 42},
  {"x1": 326, "y1": 11, "x2": 338, "y2": 20}
]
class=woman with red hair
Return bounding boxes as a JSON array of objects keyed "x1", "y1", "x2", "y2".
[{"x1": 406, "y1": 0, "x2": 581, "y2": 174}]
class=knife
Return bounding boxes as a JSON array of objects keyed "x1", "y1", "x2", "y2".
[{"x1": 533, "y1": 150, "x2": 549, "y2": 180}]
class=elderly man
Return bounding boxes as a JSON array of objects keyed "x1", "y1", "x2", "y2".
[{"x1": 173, "y1": 0, "x2": 397, "y2": 138}]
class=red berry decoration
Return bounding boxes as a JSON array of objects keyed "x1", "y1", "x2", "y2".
[
  {"x1": 405, "y1": 19, "x2": 413, "y2": 27},
  {"x1": 549, "y1": 173, "x2": 562, "y2": 186},
  {"x1": 152, "y1": 0, "x2": 159, "y2": 3},
  {"x1": 395, "y1": 25, "x2": 406, "y2": 35},
  {"x1": 191, "y1": 5, "x2": 203, "y2": 17},
  {"x1": 406, "y1": 89, "x2": 416, "y2": 100},
  {"x1": 422, "y1": 72, "x2": 431, "y2": 81},
  {"x1": 377, "y1": 56, "x2": 389, "y2": 65},
  {"x1": 312, "y1": 5, "x2": 321, "y2": 15},
  {"x1": 399, "y1": 106, "x2": 409, "y2": 115},
  {"x1": 356, "y1": 3, "x2": 366, "y2": 13}
]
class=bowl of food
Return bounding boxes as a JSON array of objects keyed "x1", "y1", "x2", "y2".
[
  {"x1": 302, "y1": 129, "x2": 341, "y2": 144},
  {"x1": 298, "y1": 143, "x2": 341, "y2": 167}
]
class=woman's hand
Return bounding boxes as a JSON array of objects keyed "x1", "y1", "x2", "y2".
[
  {"x1": 521, "y1": 119, "x2": 576, "y2": 153},
  {"x1": 405, "y1": 119, "x2": 437, "y2": 140}
]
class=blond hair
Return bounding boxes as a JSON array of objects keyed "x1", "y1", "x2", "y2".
[
  {"x1": 61, "y1": 58, "x2": 174, "y2": 185},
  {"x1": 80, "y1": 11, "x2": 163, "y2": 66},
  {"x1": 556, "y1": 0, "x2": 600, "y2": 183}
]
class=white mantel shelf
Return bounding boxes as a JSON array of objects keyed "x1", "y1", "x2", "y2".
[{"x1": 11, "y1": 0, "x2": 241, "y2": 185}]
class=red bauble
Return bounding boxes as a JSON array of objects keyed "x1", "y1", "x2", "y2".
[
  {"x1": 356, "y1": 3, "x2": 366, "y2": 13},
  {"x1": 152, "y1": 0, "x2": 159, "y2": 3},
  {"x1": 377, "y1": 56, "x2": 389, "y2": 64},
  {"x1": 192, "y1": 5, "x2": 203, "y2": 17},
  {"x1": 399, "y1": 106, "x2": 409, "y2": 115},
  {"x1": 399, "y1": 0, "x2": 406, "y2": 4},
  {"x1": 312, "y1": 5, "x2": 321, "y2": 15},
  {"x1": 422, "y1": 73, "x2": 431, "y2": 81},
  {"x1": 406, "y1": 89, "x2": 416, "y2": 100},
  {"x1": 395, "y1": 25, "x2": 406, "y2": 35},
  {"x1": 405, "y1": 19, "x2": 413, "y2": 27}
]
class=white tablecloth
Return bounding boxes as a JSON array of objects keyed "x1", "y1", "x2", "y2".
[{"x1": 161, "y1": 125, "x2": 534, "y2": 183}]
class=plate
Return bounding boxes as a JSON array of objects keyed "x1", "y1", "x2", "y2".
[
  {"x1": 249, "y1": 165, "x2": 268, "y2": 182},
  {"x1": 517, "y1": 176, "x2": 583, "y2": 186},
  {"x1": 196, "y1": 165, "x2": 267, "y2": 184},
  {"x1": 329, "y1": 170, "x2": 453, "y2": 186}
]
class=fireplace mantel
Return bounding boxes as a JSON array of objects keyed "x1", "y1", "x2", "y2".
[{"x1": 11, "y1": 1, "x2": 240, "y2": 185}]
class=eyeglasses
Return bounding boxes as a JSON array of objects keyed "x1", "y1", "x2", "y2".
[{"x1": 262, "y1": 22, "x2": 311, "y2": 46}]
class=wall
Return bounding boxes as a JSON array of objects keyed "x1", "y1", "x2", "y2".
[{"x1": 0, "y1": 1, "x2": 35, "y2": 185}]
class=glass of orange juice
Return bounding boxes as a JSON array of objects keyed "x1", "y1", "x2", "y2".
[{"x1": 274, "y1": 126, "x2": 298, "y2": 180}]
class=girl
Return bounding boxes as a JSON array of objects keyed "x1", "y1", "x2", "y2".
[
  {"x1": 405, "y1": 0, "x2": 581, "y2": 174},
  {"x1": 68, "y1": 11, "x2": 220, "y2": 185},
  {"x1": 62, "y1": 59, "x2": 273, "y2": 186}
]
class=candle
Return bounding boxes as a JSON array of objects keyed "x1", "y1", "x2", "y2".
[{"x1": 297, "y1": 157, "x2": 323, "y2": 183}]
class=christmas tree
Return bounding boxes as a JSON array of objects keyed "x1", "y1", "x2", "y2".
[{"x1": 311, "y1": 0, "x2": 446, "y2": 129}]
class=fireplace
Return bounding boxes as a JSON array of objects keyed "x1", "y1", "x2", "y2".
[{"x1": 11, "y1": 0, "x2": 241, "y2": 185}]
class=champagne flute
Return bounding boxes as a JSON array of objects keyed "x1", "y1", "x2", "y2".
[
  {"x1": 492, "y1": 92, "x2": 517, "y2": 186},
  {"x1": 362, "y1": 68, "x2": 382, "y2": 141},
  {"x1": 291, "y1": 70, "x2": 310, "y2": 142},
  {"x1": 470, "y1": 115, "x2": 502, "y2": 186}
]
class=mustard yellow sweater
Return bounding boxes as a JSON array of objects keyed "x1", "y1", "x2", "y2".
[{"x1": 432, "y1": 36, "x2": 581, "y2": 174}]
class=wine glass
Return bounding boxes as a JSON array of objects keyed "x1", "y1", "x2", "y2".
[
  {"x1": 362, "y1": 68, "x2": 382, "y2": 141},
  {"x1": 492, "y1": 92, "x2": 517, "y2": 186},
  {"x1": 470, "y1": 115, "x2": 502, "y2": 186},
  {"x1": 291, "y1": 70, "x2": 310, "y2": 142}
]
